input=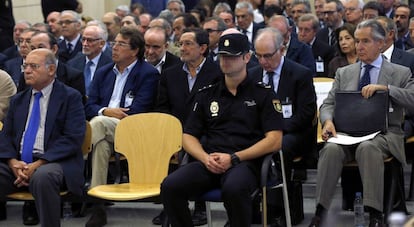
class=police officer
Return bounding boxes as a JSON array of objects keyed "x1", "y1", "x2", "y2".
[{"x1": 161, "y1": 28, "x2": 283, "y2": 227}]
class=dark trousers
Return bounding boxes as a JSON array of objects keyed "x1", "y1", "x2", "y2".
[
  {"x1": 161, "y1": 161, "x2": 259, "y2": 227},
  {"x1": 0, "y1": 161, "x2": 64, "y2": 227}
]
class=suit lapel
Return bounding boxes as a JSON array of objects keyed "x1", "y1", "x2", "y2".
[
  {"x1": 15, "y1": 90, "x2": 32, "y2": 143},
  {"x1": 44, "y1": 81, "x2": 63, "y2": 145},
  {"x1": 378, "y1": 60, "x2": 393, "y2": 86}
]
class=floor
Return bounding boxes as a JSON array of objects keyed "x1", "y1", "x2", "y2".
[{"x1": 2, "y1": 168, "x2": 414, "y2": 227}]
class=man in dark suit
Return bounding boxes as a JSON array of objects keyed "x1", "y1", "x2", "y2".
[
  {"x1": 57, "y1": 10, "x2": 83, "y2": 63},
  {"x1": 235, "y1": 1, "x2": 264, "y2": 49},
  {"x1": 1, "y1": 21, "x2": 31, "y2": 63},
  {"x1": 85, "y1": 27, "x2": 159, "y2": 227},
  {"x1": 67, "y1": 25, "x2": 113, "y2": 95},
  {"x1": 393, "y1": 4, "x2": 413, "y2": 51},
  {"x1": 268, "y1": 15, "x2": 316, "y2": 76},
  {"x1": 309, "y1": 19, "x2": 414, "y2": 227},
  {"x1": 153, "y1": 27, "x2": 222, "y2": 226},
  {"x1": 143, "y1": 26, "x2": 181, "y2": 74},
  {"x1": 0, "y1": 48, "x2": 85, "y2": 227},
  {"x1": 298, "y1": 14, "x2": 335, "y2": 77},
  {"x1": 17, "y1": 31, "x2": 85, "y2": 101},
  {"x1": 315, "y1": 0, "x2": 344, "y2": 51},
  {"x1": 3, "y1": 28, "x2": 36, "y2": 86},
  {"x1": 250, "y1": 27, "x2": 316, "y2": 224}
]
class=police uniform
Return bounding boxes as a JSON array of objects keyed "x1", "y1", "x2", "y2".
[{"x1": 161, "y1": 75, "x2": 283, "y2": 227}]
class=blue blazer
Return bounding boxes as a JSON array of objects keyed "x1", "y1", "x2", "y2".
[
  {"x1": 3, "y1": 56, "x2": 23, "y2": 86},
  {"x1": 85, "y1": 60, "x2": 159, "y2": 120},
  {"x1": 286, "y1": 35, "x2": 316, "y2": 76},
  {"x1": 0, "y1": 80, "x2": 86, "y2": 195}
]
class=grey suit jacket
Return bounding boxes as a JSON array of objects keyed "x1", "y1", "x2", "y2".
[{"x1": 320, "y1": 59, "x2": 414, "y2": 165}]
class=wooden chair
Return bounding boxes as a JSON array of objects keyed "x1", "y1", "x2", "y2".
[
  {"x1": 7, "y1": 120, "x2": 93, "y2": 200},
  {"x1": 87, "y1": 112, "x2": 182, "y2": 207}
]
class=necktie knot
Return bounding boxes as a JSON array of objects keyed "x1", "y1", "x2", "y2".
[
  {"x1": 67, "y1": 42, "x2": 73, "y2": 54},
  {"x1": 34, "y1": 92, "x2": 42, "y2": 100}
]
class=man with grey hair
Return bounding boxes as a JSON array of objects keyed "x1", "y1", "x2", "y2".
[
  {"x1": 343, "y1": 0, "x2": 364, "y2": 25},
  {"x1": 203, "y1": 17, "x2": 227, "y2": 62},
  {"x1": 67, "y1": 25, "x2": 113, "y2": 94},
  {"x1": 58, "y1": 10, "x2": 83, "y2": 63},
  {"x1": 290, "y1": 0, "x2": 311, "y2": 27},
  {"x1": 235, "y1": 1, "x2": 264, "y2": 47},
  {"x1": 309, "y1": 19, "x2": 414, "y2": 227},
  {"x1": 250, "y1": 27, "x2": 316, "y2": 225},
  {"x1": 298, "y1": 13, "x2": 335, "y2": 77},
  {"x1": 167, "y1": 0, "x2": 185, "y2": 17}
]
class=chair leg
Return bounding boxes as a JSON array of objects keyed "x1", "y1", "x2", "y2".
[
  {"x1": 261, "y1": 186, "x2": 267, "y2": 227},
  {"x1": 205, "y1": 201, "x2": 212, "y2": 227},
  {"x1": 279, "y1": 150, "x2": 292, "y2": 227}
]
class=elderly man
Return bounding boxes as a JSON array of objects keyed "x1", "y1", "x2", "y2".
[
  {"x1": 161, "y1": 28, "x2": 283, "y2": 227},
  {"x1": 343, "y1": 0, "x2": 364, "y2": 25},
  {"x1": 309, "y1": 19, "x2": 414, "y2": 227},
  {"x1": 235, "y1": 1, "x2": 264, "y2": 47},
  {"x1": 57, "y1": 10, "x2": 83, "y2": 63},
  {"x1": 203, "y1": 17, "x2": 227, "y2": 62},
  {"x1": 85, "y1": 27, "x2": 159, "y2": 227},
  {"x1": 0, "y1": 48, "x2": 85, "y2": 227}
]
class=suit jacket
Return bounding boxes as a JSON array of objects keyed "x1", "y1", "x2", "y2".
[
  {"x1": 85, "y1": 60, "x2": 159, "y2": 120},
  {"x1": 1, "y1": 45, "x2": 19, "y2": 62},
  {"x1": 249, "y1": 58, "x2": 316, "y2": 133},
  {"x1": 0, "y1": 80, "x2": 86, "y2": 195},
  {"x1": 320, "y1": 59, "x2": 414, "y2": 165},
  {"x1": 66, "y1": 52, "x2": 113, "y2": 94},
  {"x1": 316, "y1": 27, "x2": 340, "y2": 55},
  {"x1": 156, "y1": 58, "x2": 222, "y2": 124},
  {"x1": 58, "y1": 37, "x2": 83, "y2": 63},
  {"x1": 18, "y1": 62, "x2": 86, "y2": 101},
  {"x1": 391, "y1": 47, "x2": 414, "y2": 77},
  {"x1": 286, "y1": 35, "x2": 316, "y2": 75},
  {"x1": 312, "y1": 38, "x2": 335, "y2": 78},
  {"x1": 3, "y1": 56, "x2": 23, "y2": 86},
  {"x1": 162, "y1": 51, "x2": 181, "y2": 73},
  {"x1": 0, "y1": 69, "x2": 16, "y2": 121}
]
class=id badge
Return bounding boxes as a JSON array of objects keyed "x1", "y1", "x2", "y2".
[
  {"x1": 124, "y1": 91, "x2": 134, "y2": 107},
  {"x1": 282, "y1": 97, "x2": 292, "y2": 118}
]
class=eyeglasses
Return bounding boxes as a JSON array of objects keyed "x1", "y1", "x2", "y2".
[
  {"x1": 58, "y1": 20, "x2": 78, "y2": 25},
  {"x1": 323, "y1": 10, "x2": 338, "y2": 15},
  {"x1": 291, "y1": 10, "x2": 304, "y2": 14},
  {"x1": 18, "y1": 38, "x2": 31, "y2": 45},
  {"x1": 81, "y1": 38, "x2": 102, "y2": 43},
  {"x1": 205, "y1": 28, "x2": 222, "y2": 33},
  {"x1": 254, "y1": 49, "x2": 278, "y2": 60},
  {"x1": 109, "y1": 41, "x2": 131, "y2": 48},
  {"x1": 21, "y1": 63, "x2": 48, "y2": 70},
  {"x1": 344, "y1": 7, "x2": 357, "y2": 12}
]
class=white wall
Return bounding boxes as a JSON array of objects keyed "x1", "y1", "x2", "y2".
[{"x1": 12, "y1": 0, "x2": 129, "y2": 23}]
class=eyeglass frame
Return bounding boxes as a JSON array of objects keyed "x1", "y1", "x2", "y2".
[
  {"x1": 58, "y1": 20, "x2": 79, "y2": 25},
  {"x1": 323, "y1": 10, "x2": 338, "y2": 15},
  {"x1": 109, "y1": 41, "x2": 131, "y2": 48},
  {"x1": 81, "y1": 37, "x2": 102, "y2": 43},
  {"x1": 21, "y1": 63, "x2": 50, "y2": 71},
  {"x1": 254, "y1": 49, "x2": 279, "y2": 61}
]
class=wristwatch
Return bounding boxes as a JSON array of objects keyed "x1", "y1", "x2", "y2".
[{"x1": 231, "y1": 153, "x2": 241, "y2": 166}]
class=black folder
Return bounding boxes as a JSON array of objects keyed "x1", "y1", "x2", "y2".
[{"x1": 334, "y1": 91, "x2": 388, "y2": 136}]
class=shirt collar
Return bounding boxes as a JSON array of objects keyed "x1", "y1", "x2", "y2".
[
  {"x1": 86, "y1": 52, "x2": 102, "y2": 65},
  {"x1": 382, "y1": 44, "x2": 394, "y2": 61},
  {"x1": 113, "y1": 60, "x2": 138, "y2": 75},
  {"x1": 361, "y1": 55, "x2": 382, "y2": 70},
  {"x1": 182, "y1": 57, "x2": 206, "y2": 76},
  {"x1": 33, "y1": 79, "x2": 55, "y2": 98}
]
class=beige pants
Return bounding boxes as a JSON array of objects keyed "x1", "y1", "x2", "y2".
[{"x1": 89, "y1": 116, "x2": 120, "y2": 188}]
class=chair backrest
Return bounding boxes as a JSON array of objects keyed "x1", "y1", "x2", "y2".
[
  {"x1": 0, "y1": 121, "x2": 2, "y2": 131},
  {"x1": 114, "y1": 113, "x2": 182, "y2": 185},
  {"x1": 82, "y1": 121, "x2": 92, "y2": 155},
  {"x1": 313, "y1": 77, "x2": 334, "y2": 144}
]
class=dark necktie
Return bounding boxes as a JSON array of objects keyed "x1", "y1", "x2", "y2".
[
  {"x1": 21, "y1": 92, "x2": 42, "y2": 163},
  {"x1": 329, "y1": 31, "x2": 337, "y2": 47},
  {"x1": 267, "y1": 71, "x2": 275, "y2": 89},
  {"x1": 67, "y1": 42, "x2": 73, "y2": 54},
  {"x1": 359, "y1": 64, "x2": 373, "y2": 91},
  {"x1": 84, "y1": 60, "x2": 93, "y2": 94}
]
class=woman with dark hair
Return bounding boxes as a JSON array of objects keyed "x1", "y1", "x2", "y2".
[{"x1": 327, "y1": 23, "x2": 357, "y2": 78}]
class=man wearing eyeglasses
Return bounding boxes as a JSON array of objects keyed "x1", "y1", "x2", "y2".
[
  {"x1": 343, "y1": 0, "x2": 363, "y2": 25},
  {"x1": 249, "y1": 27, "x2": 316, "y2": 225},
  {"x1": 57, "y1": 10, "x2": 83, "y2": 63},
  {"x1": 316, "y1": 0, "x2": 344, "y2": 53},
  {"x1": 85, "y1": 27, "x2": 159, "y2": 227},
  {"x1": 203, "y1": 17, "x2": 227, "y2": 62},
  {"x1": 0, "y1": 48, "x2": 85, "y2": 227},
  {"x1": 67, "y1": 25, "x2": 113, "y2": 95}
]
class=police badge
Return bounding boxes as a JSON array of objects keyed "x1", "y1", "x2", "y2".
[
  {"x1": 210, "y1": 101, "x2": 219, "y2": 117},
  {"x1": 272, "y1": 99, "x2": 282, "y2": 113}
]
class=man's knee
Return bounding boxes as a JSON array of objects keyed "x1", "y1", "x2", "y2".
[
  {"x1": 319, "y1": 143, "x2": 345, "y2": 161},
  {"x1": 30, "y1": 164, "x2": 63, "y2": 187}
]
